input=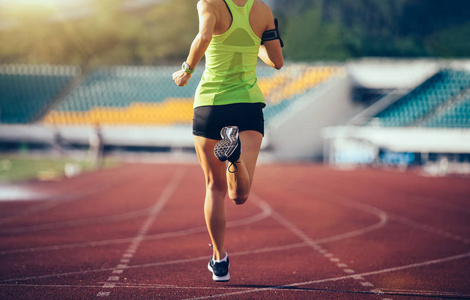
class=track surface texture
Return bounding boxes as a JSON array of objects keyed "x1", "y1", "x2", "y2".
[{"x1": 0, "y1": 163, "x2": 469, "y2": 300}]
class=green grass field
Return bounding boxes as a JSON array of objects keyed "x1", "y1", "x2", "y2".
[{"x1": 0, "y1": 156, "x2": 119, "y2": 182}]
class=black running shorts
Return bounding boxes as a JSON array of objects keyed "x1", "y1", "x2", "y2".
[{"x1": 193, "y1": 103, "x2": 265, "y2": 140}]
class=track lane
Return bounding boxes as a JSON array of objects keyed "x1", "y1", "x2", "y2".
[{"x1": 0, "y1": 163, "x2": 468, "y2": 300}]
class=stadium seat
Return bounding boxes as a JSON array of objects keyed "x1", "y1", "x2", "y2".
[
  {"x1": 422, "y1": 95, "x2": 470, "y2": 128},
  {"x1": 0, "y1": 64, "x2": 78, "y2": 124},
  {"x1": 368, "y1": 69, "x2": 470, "y2": 127},
  {"x1": 43, "y1": 65, "x2": 342, "y2": 126}
]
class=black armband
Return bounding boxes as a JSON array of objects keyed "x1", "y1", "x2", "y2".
[{"x1": 261, "y1": 18, "x2": 284, "y2": 47}]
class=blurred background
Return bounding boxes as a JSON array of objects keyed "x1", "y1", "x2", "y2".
[{"x1": 0, "y1": 0, "x2": 470, "y2": 183}]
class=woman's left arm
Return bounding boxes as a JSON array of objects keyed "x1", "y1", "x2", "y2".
[{"x1": 173, "y1": 0, "x2": 216, "y2": 87}]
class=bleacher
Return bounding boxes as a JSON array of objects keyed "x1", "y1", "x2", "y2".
[
  {"x1": 54, "y1": 66, "x2": 199, "y2": 111},
  {"x1": 2, "y1": 61, "x2": 469, "y2": 164},
  {"x1": 368, "y1": 69, "x2": 470, "y2": 127},
  {"x1": 43, "y1": 66, "x2": 202, "y2": 126},
  {"x1": 0, "y1": 65, "x2": 78, "y2": 124},
  {"x1": 263, "y1": 66, "x2": 340, "y2": 121},
  {"x1": 43, "y1": 65, "x2": 340, "y2": 126},
  {"x1": 422, "y1": 94, "x2": 470, "y2": 128},
  {"x1": 3, "y1": 63, "x2": 467, "y2": 130}
]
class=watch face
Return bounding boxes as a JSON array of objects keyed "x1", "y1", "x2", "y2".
[{"x1": 182, "y1": 62, "x2": 193, "y2": 73}]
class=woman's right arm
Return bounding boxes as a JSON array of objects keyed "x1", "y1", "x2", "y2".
[
  {"x1": 186, "y1": 0, "x2": 216, "y2": 70},
  {"x1": 173, "y1": 0, "x2": 216, "y2": 87},
  {"x1": 258, "y1": 7, "x2": 283, "y2": 70}
]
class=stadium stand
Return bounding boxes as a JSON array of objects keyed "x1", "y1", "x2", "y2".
[
  {"x1": 422, "y1": 93, "x2": 470, "y2": 128},
  {"x1": 367, "y1": 69, "x2": 470, "y2": 127},
  {"x1": 0, "y1": 65, "x2": 78, "y2": 124},
  {"x1": 43, "y1": 65, "x2": 340, "y2": 126},
  {"x1": 263, "y1": 66, "x2": 340, "y2": 121},
  {"x1": 43, "y1": 66, "x2": 201, "y2": 126},
  {"x1": 2, "y1": 61, "x2": 469, "y2": 166},
  {"x1": 44, "y1": 98, "x2": 194, "y2": 126}
]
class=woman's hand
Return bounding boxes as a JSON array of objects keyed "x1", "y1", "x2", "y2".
[{"x1": 172, "y1": 70, "x2": 192, "y2": 87}]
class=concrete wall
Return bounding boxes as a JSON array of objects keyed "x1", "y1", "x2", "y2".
[
  {"x1": 266, "y1": 75, "x2": 366, "y2": 161},
  {"x1": 322, "y1": 126, "x2": 470, "y2": 154},
  {"x1": 0, "y1": 124, "x2": 194, "y2": 148}
]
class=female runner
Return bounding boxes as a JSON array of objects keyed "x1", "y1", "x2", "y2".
[{"x1": 173, "y1": 0, "x2": 283, "y2": 282}]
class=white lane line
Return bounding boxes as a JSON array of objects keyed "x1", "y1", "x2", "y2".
[
  {"x1": 269, "y1": 189, "x2": 395, "y2": 298},
  {"x1": 392, "y1": 192, "x2": 470, "y2": 215},
  {"x1": 3, "y1": 185, "x2": 463, "y2": 298},
  {"x1": 312, "y1": 197, "x2": 389, "y2": 245},
  {"x1": 379, "y1": 288, "x2": 470, "y2": 297},
  {"x1": 95, "y1": 167, "x2": 186, "y2": 298},
  {"x1": 1, "y1": 191, "x2": 391, "y2": 284},
  {"x1": 0, "y1": 207, "x2": 153, "y2": 234},
  {"x1": 330, "y1": 258, "x2": 340, "y2": 262},
  {"x1": 0, "y1": 203, "x2": 272, "y2": 255},
  {"x1": 0, "y1": 170, "x2": 140, "y2": 226},
  {"x1": 252, "y1": 197, "x2": 360, "y2": 287},
  {"x1": 305, "y1": 252, "x2": 470, "y2": 286},
  {"x1": 0, "y1": 242, "x2": 308, "y2": 283},
  {"x1": 182, "y1": 251, "x2": 470, "y2": 300},
  {"x1": 388, "y1": 213, "x2": 470, "y2": 245},
  {"x1": 107, "y1": 276, "x2": 119, "y2": 281},
  {"x1": 313, "y1": 182, "x2": 469, "y2": 246},
  {"x1": 0, "y1": 186, "x2": 388, "y2": 256},
  {"x1": 0, "y1": 192, "x2": 93, "y2": 226},
  {"x1": 3, "y1": 281, "x2": 470, "y2": 299},
  {"x1": 251, "y1": 194, "x2": 390, "y2": 295}
]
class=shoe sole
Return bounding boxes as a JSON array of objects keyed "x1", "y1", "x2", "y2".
[
  {"x1": 208, "y1": 263, "x2": 230, "y2": 282},
  {"x1": 214, "y1": 126, "x2": 239, "y2": 162}
]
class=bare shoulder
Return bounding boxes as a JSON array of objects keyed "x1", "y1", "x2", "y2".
[
  {"x1": 197, "y1": 0, "x2": 218, "y2": 11},
  {"x1": 253, "y1": 0, "x2": 273, "y2": 18},
  {"x1": 254, "y1": 1, "x2": 272, "y2": 12}
]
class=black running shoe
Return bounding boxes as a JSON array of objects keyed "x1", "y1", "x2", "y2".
[
  {"x1": 207, "y1": 255, "x2": 230, "y2": 282},
  {"x1": 214, "y1": 126, "x2": 241, "y2": 163}
]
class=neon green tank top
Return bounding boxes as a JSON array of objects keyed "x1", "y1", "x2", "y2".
[{"x1": 193, "y1": 0, "x2": 265, "y2": 108}]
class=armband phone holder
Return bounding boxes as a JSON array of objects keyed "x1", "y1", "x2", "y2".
[{"x1": 261, "y1": 18, "x2": 284, "y2": 47}]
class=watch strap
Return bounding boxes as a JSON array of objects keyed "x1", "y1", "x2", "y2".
[{"x1": 182, "y1": 62, "x2": 194, "y2": 74}]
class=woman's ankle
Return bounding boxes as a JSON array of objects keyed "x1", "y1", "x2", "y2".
[{"x1": 213, "y1": 250, "x2": 227, "y2": 261}]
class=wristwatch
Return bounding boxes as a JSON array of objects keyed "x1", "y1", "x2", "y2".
[{"x1": 182, "y1": 62, "x2": 194, "y2": 74}]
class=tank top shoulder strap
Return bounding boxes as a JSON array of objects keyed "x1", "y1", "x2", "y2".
[
  {"x1": 242, "y1": 0, "x2": 255, "y2": 11},
  {"x1": 224, "y1": 0, "x2": 255, "y2": 10},
  {"x1": 223, "y1": 0, "x2": 255, "y2": 23},
  {"x1": 219, "y1": 0, "x2": 260, "y2": 44}
]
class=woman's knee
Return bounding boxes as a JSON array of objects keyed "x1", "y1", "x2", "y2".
[
  {"x1": 206, "y1": 178, "x2": 227, "y2": 194},
  {"x1": 230, "y1": 193, "x2": 249, "y2": 205}
]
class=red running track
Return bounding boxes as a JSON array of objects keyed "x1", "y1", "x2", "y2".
[{"x1": 0, "y1": 163, "x2": 469, "y2": 299}]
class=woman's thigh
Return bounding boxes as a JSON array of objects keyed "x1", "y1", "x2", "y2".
[
  {"x1": 194, "y1": 135, "x2": 227, "y2": 190},
  {"x1": 239, "y1": 130, "x2": 263, "y2": 184}
]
